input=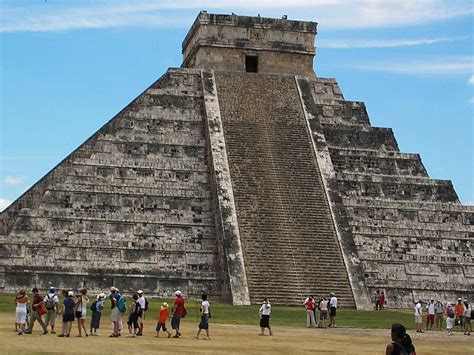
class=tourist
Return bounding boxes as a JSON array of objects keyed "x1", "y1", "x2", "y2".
[
  {"x1": 171, "y1": 290, "x2": 186, "y2": 338},
  {"x1": 454, "y1": 298, "x2": 464, "y2": 330},
  {"x1": 44, "y1": 287, "x2": 59, "y2": 334},
  {"x1": 155, "y1": 302, "x2": 172, "y2": 338},
  {"x1": 463, "y1": 300, "x2": 471, "y2": 335},
  {"x1": 90, "y1": 293, "x2": 105, "y2": 336},
  {"x1": 434, "y1": 299, "x2": 444, "y2": 331},
  {"x1": 425, "y1": 298, "x2": 435, "y2": 330},
  {"x1": 318, "y1": 297, "x2": 328, "y2": 328},
  {"x1": 375, "y1": 290, "x2": 380, "y2": 310},
  {"x1": 259, "y1": 298, "x2": 272, "y2": 336},
  {"x1": 136, "y1": 290, "x2": 146, "y2": 336},
  {"x1": 58, "y1": 290, "x2": 75, "y2": 337},
  {"x1": 305, "y1": 295, "x2": 316, "y2": 328},
  {"x1": 380, "y1": 291, "x2": 386, "y2": 310},
  {"x1": 385, "y1": 323, "x2": 416, "y2": 355},
  {"x1": 329, "y1": 292, "x2": 338, "y2": 327},
  {"x1": 445, "y1": 302, "x2": 454, "y2": 335},
  {"x1": 414, "y1": 300, "x2": 423, "y2": 333},
  {"x1": 24, "y1": 287, "x2": 48, "y2": 335},
  {"x1": 126, "y1": 293, "x2": 141, "y2": 337},
  {"x1": 14, "y1": 290, "x2": 29, "y2": 335},
  {"x1": 109, "y1": 287, "x2": 121, "y2": 337},
  {"x1": 75, "y1": 288, "x2": 89, "y2": 337},
  {"x1": 195, "y1": 293, "x2": 211, "y2": 339}
]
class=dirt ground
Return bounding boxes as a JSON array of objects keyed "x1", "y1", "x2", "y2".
[{"x1": 2, "y1": 315, "x2": 472, "y2": 354}]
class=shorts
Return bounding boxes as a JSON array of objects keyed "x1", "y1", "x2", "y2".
[
  {"x1": 171, "y1": 315, "x2": 181, "y2": 330},
  {"x1": 426, "y1": 314, "x2": 435, "y2": 324},
  {"x1": 319, "y1": 310, "x2": 328, "y2": 320},
  {"x1": 260, "y1": 314, "x2": 270, "y2": 328},
  {"x1": 465, "y1": 317, "x2": 471, "y2": 325},
  {"x1": 199, "y1": 314, "x2": 209, "y2": 330},
  {"x1": 127, "y1": 316, "x2": 139, "y2": 329},
  {"x1": 111, "y1": 308, "x2": 121, "y2": 322},
  {"x1": 156, "y1": 322, "x2": 167, "y2": 332},
  {"x1": 415, "y1": 315, "x2": 422, "y2": 324},
  {"x1": 63, "y1": 313, "x2": 74, "y2": 322},
  {"x1": 330, "y1": 307, "x2": 337, "y2": 317}
]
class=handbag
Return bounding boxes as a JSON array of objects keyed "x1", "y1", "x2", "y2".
[
  {"x1": 37, "y1": 303, "x2": 47, "y2": 316},
  {"x1": 75, "y1": 299, "x2": 83, "y2": 319}
]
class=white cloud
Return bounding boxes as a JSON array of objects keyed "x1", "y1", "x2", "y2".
[
  {"x1": 318, "y1": 37, "x2": 467, "y2": 49},
  {"x1": 468, "y1": 75, "x2": 474, "y2": 84},
  {"x1": 350, "y1": 56, "x2": 473, "y2": 75},
  {"x1": 2, "y1": 176, "x2": 26, "y2": 185},
  {"x1": 0, "y1": 198, "x2": 13, "y2": 212},
  {"x1": 468, "y1": 97, "x2": 474, "y2": 105},
  {"x1": 1, "y1": 0, "x2": 472, "y2": 32}
]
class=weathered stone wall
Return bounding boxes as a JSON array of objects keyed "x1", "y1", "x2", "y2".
[{"x1": 0, "y1": 69, "x2": 225, "y2": 299}]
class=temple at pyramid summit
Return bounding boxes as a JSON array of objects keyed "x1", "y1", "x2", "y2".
[{"x1": 1, "y1": 12, "x2": 473, "y2": 308}]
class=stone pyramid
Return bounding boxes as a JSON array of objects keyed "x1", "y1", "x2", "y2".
[{"x1": 1, "y1": 12, "x2": 472, "y2": 308}]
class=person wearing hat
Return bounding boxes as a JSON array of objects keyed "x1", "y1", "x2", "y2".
[
  {"x1": 24, "y1": 287, "x2": 48, "y2": 335},
  {"x1": 455, "y1": 298, "x2": 465, "y2": 331},
  {"x1": 44, "y1": 287, "x2": 59, "y2": 334},
  {"x1": 329, "y1": 292, "x2": 338, "y2": 328},
  {"x1": 58, "y1": 291, "x2": 75, "y2": 337},
  {"x1": 90, "y1": 293, "x2": 105, "y2": 336},
  {"x1": 171, "y1": 290, "x2": 186, "y2": 338},
  {"x1": 155, "y1": 302, "x2": 172, "y2": 338},
  {"x1": 425, "y1": 298, "x2": 436, "y2": 331},
  {"x1": 434, "y1": 299, "x2": 444, "y2": 331},
  {"x1": 136, "y1": 290, "x2": 147, "y2": 336},
  {"x1": 445, "y1": 302, "x2": 454, "y2": 335}
]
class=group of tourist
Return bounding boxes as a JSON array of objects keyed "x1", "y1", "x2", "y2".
[
  {"x1": 303, "y1": 292, "x2": 338, "y2": 328},
  {"x1": 414, "y1": 298, "x2": 472, "y2": 335},
  {"x1": 13, "y1": 287, "x2": 211, "y2": 340}
]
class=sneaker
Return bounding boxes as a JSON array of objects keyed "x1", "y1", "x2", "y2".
[
  {"x1": 18, "y1": 332, "x2": 23, "y2": 335},
  {"x1": 136, "y1": 333, "x2": 143, "y2": 336},
  {"x1": 258, "y1": 333, "x2": 264, "y2": 336},
  {"x1": 42, "y1": 331, "x2": 49, "y2": 335},
  {"x1": 126, "y1": 334, "x2": 135, "y2": 338},
  {"x1": 51, "y1": 331, "x2": 56, "y2": 334},
  {"x1": 65, "y1": 334, "x2": 70, "y2": 337},
  {"x1": 194, "y1": 336, "x2": 199, "y2": 339},
  {"x1": 172, "y1": 335, "x2": 179, "y2": 338},
  {"x1": 203, "y1": 337, "x2": 210, "y2": 340}
]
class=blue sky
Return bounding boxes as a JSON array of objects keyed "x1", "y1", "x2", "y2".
[{"x1": 0, "y1": 0, "x2": 473, "y2": 210}]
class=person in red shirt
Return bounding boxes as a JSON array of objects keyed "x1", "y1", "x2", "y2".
[
  {"x1": 155, "y1": 302, "x2": 172, "y2": 338},
  {"x1": 305, "y1": 296, "x2": 316, "y2": 328},
  {"x1": 24, "y1": 287, "x2": 48, "y2": 335},
  {"x1": 171, "y1": 290, "x2": 186, "y2": 338}
]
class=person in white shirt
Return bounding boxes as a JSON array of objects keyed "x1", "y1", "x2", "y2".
[
  {"x1": 44, "y1": 287, "x2": 59, "y2": 334},
  {"x1": 259, "y1": 299, "x2": 272, "y2": 336},
  {"x1": 137, "y1": 290, "x2": 146, "y2": 336},
  {"x1": 414, "y1": 300, "x2": 424, "y2": 333},
  {"x1": 425, "y1": 298, "x2": 435, "y2": 330},
  {"x1": 463, "y1": 300, "x2": 472, "y2": 335},
  {"x1": 195, "y1": 294, "x2": 211, "y2": 339},
  {"x1": 329, "y1": 293, "x2": 338, "y2": 328}
]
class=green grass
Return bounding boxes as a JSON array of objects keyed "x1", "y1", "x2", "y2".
[{"x1": 2, "y1": 294, "x2": 414, "y2": 330}]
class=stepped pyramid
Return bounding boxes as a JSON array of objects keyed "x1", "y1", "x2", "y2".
[{"x1": 1, "y1": 12, "x2": 472, "y2": 308}]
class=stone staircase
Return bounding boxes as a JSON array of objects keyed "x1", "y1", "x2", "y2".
[{"x1": 215, "y1": 72, "x2": 355, "y2": 306}]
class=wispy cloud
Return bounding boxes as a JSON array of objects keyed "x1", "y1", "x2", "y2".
[
  {"x1": 2, "y1": 176, "x2": 26, "y2": 185},
  {"x1": 318, "y1": 36, "x2": 468, "y2": 49},
  {"x1": 468, "y1": 97, "x2": 474, "y2": 105},
  {"x1": 468, "y1": 75, "x2": 474, "y2": 84},
  {"x1": 1, "y1": 0, "x2": 473, "y2": 32},
  {"x1": 350, "y1": 56, "x2": 473, "y2": 75},
  {"x1": 0, "y1": 198, "x2": 13, "y2": 212}
]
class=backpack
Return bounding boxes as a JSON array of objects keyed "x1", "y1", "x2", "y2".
[
  {"x1": 144, "y1": 297, "x2": 149, "y2": 311},
  {"x1": 45, "y1": 295, "x2": 55, "y2": 310},
  {"x1": 447, "y1": 308, "x2": 454, "y2": 318},
  {"x1": 134, "y1": 302, "x2": 143, "y2": 317},
  {"x1": 90, "y1": 300, "x2": 97, "y2": 312},
  {"x1": 117, "y1": 295, "x2": 126, "y2": 313}
]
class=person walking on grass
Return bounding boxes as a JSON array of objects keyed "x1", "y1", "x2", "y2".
[
  {"x1": 305, "y1": 295, "x2": 316, "y2": 328},
  {"x1": 44, "y1": 287, "x2": 59, "y2": 334},
  {"x1": 14, "y1": 290, "x2": 29, "y2": 335},
  {"x1": 155, "y1": 302, "x2": 172, "y2": 338},
  {"x1": 126, "y1": 293, "x2": 141, "y2": 338},
  {"x1": 75, "y1": 288, "x2": 89, "y2": 337},
  {"x1": 90, "y1": 293, "x2": 105, "y2": 336},
  {"x1": 195, "y1": 294, "x2": 211, "y2": 340},
  {"x1": 329, "y1": 292, "x2": 338, "y2": 328},
  {"x1": 24, "y1": 287, "x2": 48, "y2": 335},
  {"x1": 385, "y1": 323, "x2": 416, "y2": 355},
  {"x1": 259, "y1": 298, "x2": 272, "y2": 336},
  {"x1": 137, "y1": 290, "x2": 148, "y2": 336},
  {"x1": 414, "y1": 300, "x2": 424, "y2": 333},
  {"x1": 463, "y1": 300, "x2": 471, "y2": 336},
  {"x1": 435, "y1": 299, "x2": 444, "y2": 331},
  {"x1": 58, "y1": 291, "x2": 75, "y2": 337},
  {"x1": 171, "y1": 290, "x2": 186, "y2": 338},
  {"x1": 445, "y1": 302, "x2": 454, "y2": 335},
  {"x1": 426, "y1": 298, "x2": 435, "y2": 331}
]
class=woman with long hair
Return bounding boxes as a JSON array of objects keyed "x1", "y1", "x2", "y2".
[
  {"x1": 75, "y1": 288, "x2": 89, "y2": 337},
  {"x1": 14, "y1": 290, "x2": 29, "y2": 334},
  {"x1": 386, "y1": 323, "x2": 416, "y2": 355}
]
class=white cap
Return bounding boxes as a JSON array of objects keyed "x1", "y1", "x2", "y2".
[
  {"x1": 67, "y1": 291, "x2": 74, "y2": 297},
  {"x1": 137, "y1": 290, "x2": 143, "y2": 294},
  {"x1": 175, "y1": 290, "x2": 182, "y2": 296}
]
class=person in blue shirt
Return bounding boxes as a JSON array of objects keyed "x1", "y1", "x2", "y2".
[{"x1": 58, "y1": 291, "x2": 75, "y2": 337}]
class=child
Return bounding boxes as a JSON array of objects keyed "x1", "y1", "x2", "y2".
[
  {"x1": 155, "y1": 302, "x2": 172, "y2": 338},
  {"x1": 259, "y1": 298, "x2": 272, "y2": 336},
  {"x1": 126, "y1": 293, "x2": 141, "y2": 338},
  {"x1": 195, "y1": 294, "x2": 211, "y2": 340}
]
